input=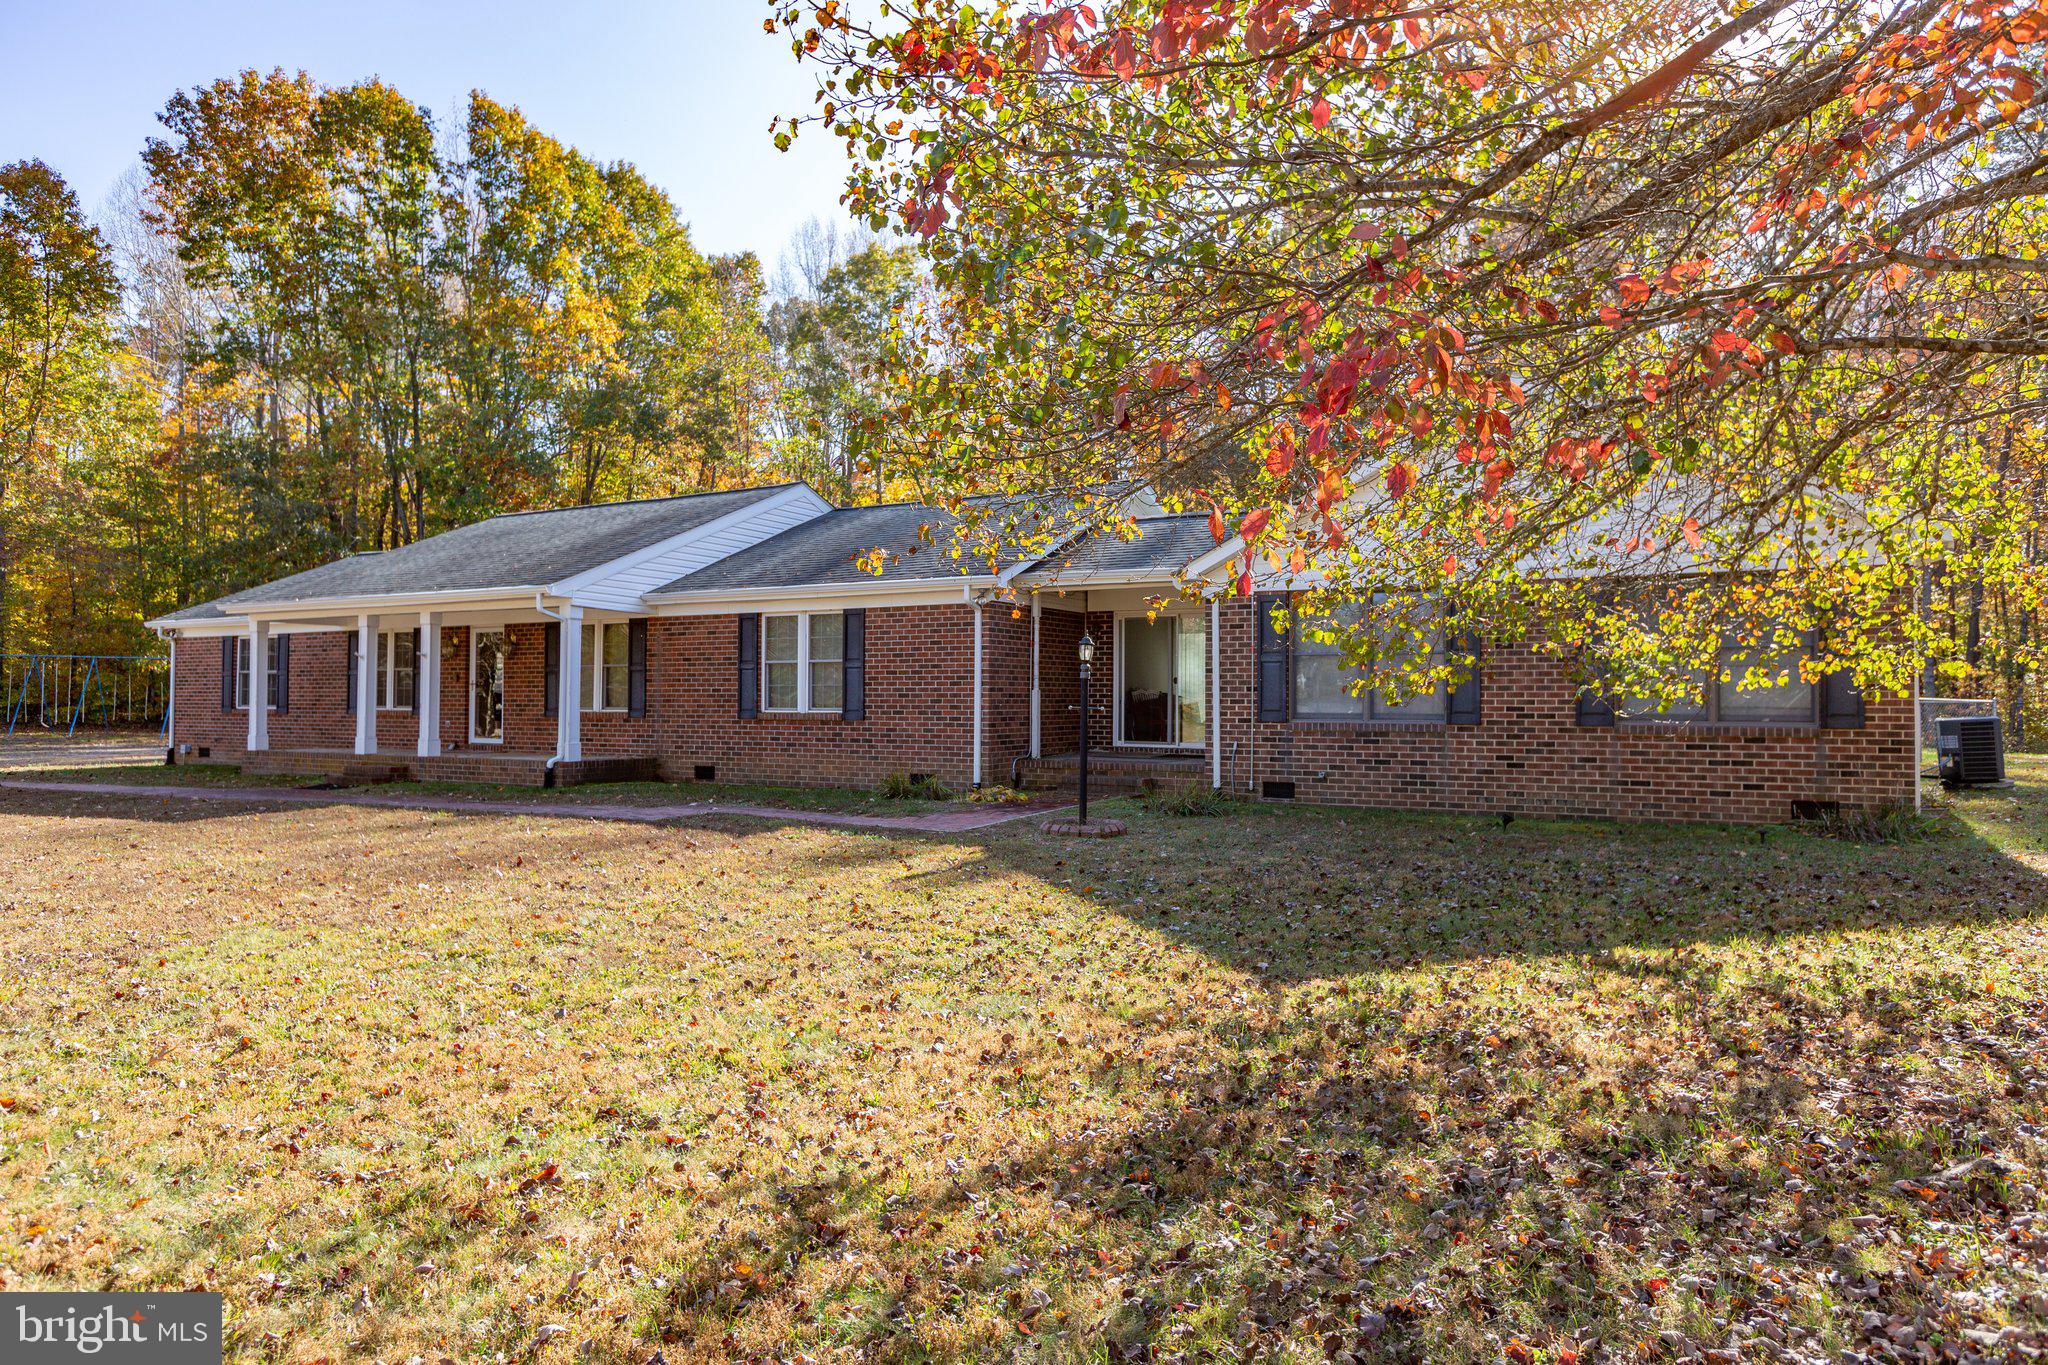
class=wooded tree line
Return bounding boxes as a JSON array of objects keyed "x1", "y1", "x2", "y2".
[{"x1": 0, "y1": 69, "x2": 918, "y2": 661}]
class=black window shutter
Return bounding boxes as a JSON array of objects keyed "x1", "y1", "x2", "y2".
[
  {"x1": 345, "y1": 632, "x2": 357, "y2": 714},
  {"x1": 1820, "y1": 667, "x2": 1865, "y2": 729},
  {"x1": 627, "y1": 619, "x2": 648, "y2": 717},
  {"x1": 1447, "y1": 632, "x2": 1481, "y2": 725},
  {"x1": 1576, "y1": 689, "x2": 1615, "y2": 727},
  {"x1": 842, "y1": 608, "x2": 866, "y2": 721},
  {"x1": 272, "y1": 635, "x2": 290, "y2": 713},
  {"x1": 737, "y1": 613, "x2": 760, "y2": 718},
  {"x1": 409, "y1": 631, "x2": 421, "y2": 714},
  {"x1": 542, "y1": 622, "x2": 560, "y2": 718},
  {"x1": 1254, "y1": 592, "x2": 1291, "y2": 723},
  {"x1": 221, "y1": 637, "x2": 236, "y2": 711}
]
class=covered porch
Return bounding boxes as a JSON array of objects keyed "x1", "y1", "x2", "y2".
[
  {"x1": 224, "y1": 596, "x2": 657, "y2": 786},
  {"x1": 1016, "y1": 583, "x2": 1226, "y2": 794}
]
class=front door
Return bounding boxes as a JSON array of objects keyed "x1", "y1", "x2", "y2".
[
  {"x1": 1118, "y1": 615, "x2": 1206, "y2": 746},
  {"x1": 470, "y1": 629, "x2": 505, "y2": 743}
]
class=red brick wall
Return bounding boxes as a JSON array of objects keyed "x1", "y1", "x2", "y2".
[
  {"x1": 171, "y1": 633, "x2": 355, "y2": 757},
  {"x1": 639, "y1": 606, "x2": 986, "y2": 789},
  {"x1": 1036, "y1": 606, "x2": 1086, "y2": 755},
  {"x1": 1211, "y1": 599, "x2": 1917, "y2": 822}
]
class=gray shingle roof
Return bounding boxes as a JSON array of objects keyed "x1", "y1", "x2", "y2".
[
  {"x1": 654, "y1": 504, "x2": 1005, "y2": 593},
  {"x1": 1022, "y1": 515, "x2": 1218, "y2": 580},
  {"x1": 157, "y1": 485, "x2": 795, "y2": 622}
]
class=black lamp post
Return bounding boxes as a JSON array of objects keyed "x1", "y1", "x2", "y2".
[{"x1": 1077, "y1": 631, "x2": 1095, "y2": 824}]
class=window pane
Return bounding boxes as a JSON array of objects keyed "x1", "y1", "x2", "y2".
[
  {"x1": 766, "y1": 660, "x2": 799, "y2": 710},
  {"x1": 394, "y1": 636, "x2": 415, "y2": 709},
  {"x1": 808, "y1": 612, "x2": 843, "y2": 663},
  {"x1": 236, "y1": 640, "x2": 250, "y2": 709},
  {"x1": 266, "y1": 638, "x2": 280, "y2": 709},
  {"x1": 580, "y1": 623, "x2": 595, "y2": 711},
  {"x1": 1717, "y1": 644, "x2": 1813, "y2": 722},
  {"x1": 764, "y1": 615, "x2": 800, "y2": 663},
  {"x1": 1293, "y1": 650, "x2": 1366, "y2": 720},
  {"x1": 810, "y1": 659, "x2": 843, "y2": 711},
  {"x1": 1617, "y1": 656, "x2": 1710, "y2": 719}
]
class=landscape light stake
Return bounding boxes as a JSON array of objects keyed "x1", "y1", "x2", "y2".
[{"x1": 1077, "y1": 631, "x2": 1095, "y2": 825}]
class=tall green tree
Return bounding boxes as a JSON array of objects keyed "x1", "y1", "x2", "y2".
[
  {"x1": 768, "y1": 225, "x2": 921, "y2": 500},
  {"x1": 0, "y1": 160, "x2": 121, "y2": 658}
]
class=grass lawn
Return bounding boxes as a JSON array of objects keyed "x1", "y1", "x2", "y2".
[{"x1": 0, "y1": 764, "x2": 2044, "y2": 1363}]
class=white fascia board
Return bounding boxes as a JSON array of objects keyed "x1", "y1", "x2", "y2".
[
  {"x1": 1186, "y1": 535, "x2": 1245, "y2": 579},
  {"x1": 543, "y1": 483, "x2": 832, "y2": 599},
  {"x1": 649, "y1": 576, "x2": 998, "y2": 617},
  {"x1": 151, "y1": 618, "x2": 349, "y2": 638},
  {"x1": 240, "y1": 588, "x2": 543, "y2": 618}
]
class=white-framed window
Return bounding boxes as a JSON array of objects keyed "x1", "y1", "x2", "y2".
[
  {"x1": 234, "y1": 637, "x2": 280, "y2": 711},
  {"x1": 763, "y1": 612, "x2": 843, "y2": 713},
  {"x1": 1291, "y1": 599, "x2": 1447, "y2": 722},
  {"x1": 1615, "y1": 627, "x2": 1816, "y2": 724},
  {"x1": 579, "y1": 621, "x2": 630, "y2": 712},
  {"x1": 375, "y1": 631, "x2": 417, "y2": 711}
]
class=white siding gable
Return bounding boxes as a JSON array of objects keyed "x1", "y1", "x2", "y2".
[{"x1": 551, "y1": 484, "x2": 833, "y2": 614}]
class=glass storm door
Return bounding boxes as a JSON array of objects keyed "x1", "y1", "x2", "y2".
[
  {"x1": 1175, "y1": 613, "x2": 1207, "y2": 746},
  {"x1": 470, "y1": 629, "x2": 505, "y2": 743}
]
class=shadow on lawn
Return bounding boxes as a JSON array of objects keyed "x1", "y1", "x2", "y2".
[
  {"x1": 781, "y1": 789, "x2": 2048, "y2": 981},
  {"x1": 658, "y1": 929, "x2": 2044, "y2": 1361}
]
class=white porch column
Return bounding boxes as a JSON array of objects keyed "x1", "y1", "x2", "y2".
[
  {"x1": 557, "y1": 606, "x2": 583, "y2": 764},
  {"x1": 354, "y1": 613, "x2": 380, "y2": 755},
  {"x1": 245, "y1": 619, "x2": 269, "y2": 753},
  {"x1": 417, "y1": 611, "x2": 442, "y2": 758},
  {"x1": 972, "y1": 602, "x2": 985, "y2": 788},
  {"x1": 1029, "y1": 596, "x2": 1042, "y2": 758},
  {"x1": 1209, "y1": 599, "x2": 1222, "y2": 790}
]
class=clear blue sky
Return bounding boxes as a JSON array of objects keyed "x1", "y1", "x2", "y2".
[{"x1": 0, "y1": 0, "x2": 857, "y2": 262}]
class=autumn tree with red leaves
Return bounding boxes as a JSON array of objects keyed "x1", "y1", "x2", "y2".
[{"x1": 775, "y1": 0, "x2": 2048, "y2": 696}]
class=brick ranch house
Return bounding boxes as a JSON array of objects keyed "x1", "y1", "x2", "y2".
[{"x1": 148, "y1": 480, "x2": 1918, "y2": 823}]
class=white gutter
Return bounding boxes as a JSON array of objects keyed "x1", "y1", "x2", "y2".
[{"x1": 647, "y1": 574, "x2": 1000, "y2": 606}]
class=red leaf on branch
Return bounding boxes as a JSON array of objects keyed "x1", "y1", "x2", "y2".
[
  {"x1": 1239, "y1": 508, "x2": 1270, "y2": 540},
  {"x1": 1386, "y1": 462, "x2": 1414, "y2": 499},
  {"x1": 1311, "y1": 95, "x2": 1332, "y2": 129}
]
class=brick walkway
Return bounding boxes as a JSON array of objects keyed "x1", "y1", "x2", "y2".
[{"x1": 0, "y1": 777, "x2": 1070, "y2": 833}]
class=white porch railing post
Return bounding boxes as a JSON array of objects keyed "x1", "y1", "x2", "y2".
[
  {"x1": 417, "y1": 611, "x2": 442, "y2": 758},
  {"x1": 557, "y1": 607, "x2": 583, "y2": 764},
  {"x1": 354, "y1": 614, "x2": 380, "y2": 755},
  {"x1": 246, "y1": 620, "x2": 269, "y2": 753}
]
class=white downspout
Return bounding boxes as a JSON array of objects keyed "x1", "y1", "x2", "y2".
[
  {"x1": 157, "y1": 627, "x2": 175, "y2": 757},
  {"x1": 1029, "y1": 596, "x2": 1042, "y2": 758},
  {"x1": 1210, "y1": 598, "x2": 1222, "y2": 791},
  {"x1": 972, "y1": 600, "x2": 985, "y2": 788}
]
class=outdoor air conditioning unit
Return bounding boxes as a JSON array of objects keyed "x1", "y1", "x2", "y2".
[{"x1": 1935, "y1": 715, "x2": 2006, "y2": 787}]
